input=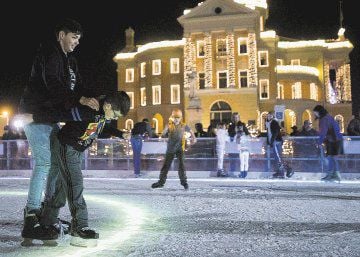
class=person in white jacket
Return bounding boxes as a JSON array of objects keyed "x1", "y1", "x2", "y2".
[{"x1": 216, "y1": 122, "x2": 229, "y2": 177}]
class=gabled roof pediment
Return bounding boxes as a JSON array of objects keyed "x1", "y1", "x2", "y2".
[{"x1": 178, "y1": 0, "x2": 258, "y2": 23}]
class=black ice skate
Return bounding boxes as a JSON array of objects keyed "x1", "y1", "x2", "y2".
[
  {"x1": 151, "y1": 181, "x2": 164, "y2": 189},
  {"x1": 70, "y1": 227, "x2": 99, "y2": 247},
  {"x1": 181, "y1": 182, "x2": 189, "y2": 190},
  {"x1": 21, "y1": 210, "x2": 58, "y2": 247}
]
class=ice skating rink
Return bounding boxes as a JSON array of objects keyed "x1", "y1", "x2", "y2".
[{"x1": 1, "y1": 171, "x2": 360, "y2": 257}]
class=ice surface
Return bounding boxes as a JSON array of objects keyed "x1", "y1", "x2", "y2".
[{"x1": 1, "y1": 170, "x2": 360, "y2": 257}]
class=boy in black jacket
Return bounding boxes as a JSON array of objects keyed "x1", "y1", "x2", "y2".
[{"x1": 32, "y1": 91, "x2": 130, "y2": 247}]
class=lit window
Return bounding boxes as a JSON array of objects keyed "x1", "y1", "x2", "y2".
[
  {"x1": 259, "y1": 79, "x2": 269, "y2": 99},
  {"x1": 125, "y1": 119, "x2": 134, "y2": 130},
  {"x1": 260, "y1": 16, "x2": 264, "y2": 31},
  {"x1": 140, "y1": 87, "x2": 146, "y2": 106},
  {"x1": 152, "y1": 85, "x2": 161, "y2": 105},
  {"x1": 258, "y1": 51, "x2": 269, "y2": 67},
  {"x1": 292, "y1": 82, "x2": 302, "y2": 99},
  {"x1": 217, "y1": 71, "x2": 228, "y2": 88},
  {"x1": 170, "y1": 58, "x2": 180, "y2": 74},
  {"x1": 277, "y1": 83, "x2": 284, "y2": 99},
  {"x1": 291, "y1": 59, "x2": 300, "y2": 65},
  {"x1": 140, "y1": 62, "x2": 146, "y2": 78},
  {"x1": 276, "y1": 59, "x2": 283, "y2": 65},
  {"x1": 335, "y1": 115, "x2": 344, "y2": 133},
  {"x1": 310, "y1": 83, "x2": 318, "y2": 100},
  {"x1": 170, "y1": 84, "x2": 180, "y2": 104},
  {"x1": 216, "y1": 39, "x2": 227, "y2": 57},
  {"x1": 152, "y1": 60, "x2": 161, "y2": 75},
  {"x1": 238, "y1": 70, "x2": 248, "y2": 88},
  {"x1": 125, "y1": 68, "x2": 134, "y2": 82},
  {"x1": 197, "y1": 41, "x2": 205, "y2": 58},
  {"x1": 198, "y1": 72, "x2": 205, "y2": 89},
  {"x1": 238, "y1": 38, "x2": 248, "y2": 55},
  {"x1": 126, "y1": 91, "x2": 134, "y2": 109}
]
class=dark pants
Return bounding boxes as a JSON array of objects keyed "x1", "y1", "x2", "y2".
[
  {"x1": 41, "y1": 136, "x2": 88, "y2": 230},
  {"x1": 130, "y1": 136, "x2": 143, "y2": 175},
  {"x1": 158, "y1": 149, "x2": 187, "y2": 185}
]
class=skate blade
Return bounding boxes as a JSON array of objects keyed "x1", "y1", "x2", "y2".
[
  {"x1": 70, "y1": 236, "x2": 97, "y2": 248},
  {"x1": 21, "y1": 238, "x2": 58, "y2": 247}
]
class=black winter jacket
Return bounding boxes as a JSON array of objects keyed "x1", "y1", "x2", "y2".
[{"x1": 19, "y1": 40, "x2": 91, "y2": 116}]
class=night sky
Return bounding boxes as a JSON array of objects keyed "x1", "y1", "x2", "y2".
[{"x1": 0, "y1": 0, "x2": 357, "y2": 114}]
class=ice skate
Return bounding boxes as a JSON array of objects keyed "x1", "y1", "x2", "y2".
[
  {"x1": 151, "y1": 181, "x2": 164, "y2": 189},
  {"x1": 21, "y1": 209, "x2": 58, "y2": 247},
  {"x1": 272, "y1": 172, "x2": 285, "y2": 179},
  {"x1": 285, "y1": 166, "x2": 294, "y2": 178},
  {"x1": 181, "y1": 182, "x2": 189, "y2": 190},
  {"x1": 70, "y1": 227, "x2": 99, "y2": 247},
  {"x1": 322, "y1": 171, "x2": 341, "y2": 183}
]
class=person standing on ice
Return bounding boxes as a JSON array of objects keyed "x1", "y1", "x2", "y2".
[
  {"x1": 313, "y1": 105, "x2": 343, "y2": 182},
  {"x1": 18, "y1": 17, "x2": 100, "y2": 244},
  {"x1": 216, "y1": 122, "x2": 229, "y2": 177},
  {"x1": 151, "y1": 109, "x2": 196, "y2": 190}
]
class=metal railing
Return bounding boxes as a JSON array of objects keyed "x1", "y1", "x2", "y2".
[{"x1": 0, "y1": 137, "x2": 359, "y2": 173}]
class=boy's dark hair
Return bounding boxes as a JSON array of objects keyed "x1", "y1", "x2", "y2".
[
  {"x1": 313, "y1": 105, "x2": 328, "y2": 119},
  {"x1": 55, "y1": 18, "x2": 83, "y2": 37},
  {"x1": 105, "y1": 91, "x2": 130, "y2": 116}
]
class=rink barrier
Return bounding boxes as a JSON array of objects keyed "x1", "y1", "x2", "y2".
[{"x1": 0, "y1": 136, "x2": 359, "y2": 173}]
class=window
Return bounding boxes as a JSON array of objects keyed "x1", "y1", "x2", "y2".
[
  {"x1": 238, "y1": 70, "x2": 248, "y2": 88},
  {"x1": 170, "y1": 58, "x2": 180, "y2": 74},
  {"x1": 277, "y1": 83, "x2": 284, "y2": 99},
  {"x1": 210, "y1": 101, "x2": 232, "y2": 125},
  {"x1": 140, "y1": 62, "x2": 146, "y2": 78},
  {"x1": 125, "y1": 119, "x2": 134, "y2": 130},
  {"x1": 152, "y1": 85, "x2": 161, "y2": 105},
  {"x1": 238, "y1": 38, "x2": 248, "y2": 55},
  {"x1": 259, "y1": 79, "x2": 269, "y2": 99},
  {"x1": 216, "y1": 39, "x2": 227, "y2": 57},
  {"x1": 170, "y1": 84, "x2": 180, "y2": 104},
  {"x1": 125, "y1": 68, "x2": 134, "y2": 82},
  {"x1": 260, "y1": 112, "x2": 268, "y2": 132},
  {"x1": 197, "y1": 41, "x2": 205, "y2": 58},
  {"x1": 258, "y1": 51, "x2": 269, "y2": 67},
  {"x1": 198, "y1": 72, "x2": 205, "y2": 89},
  {"x1": 276, "y1": 59, "x2": 283, "y2": 65},
  {"x1": 335, "y1": 115, "x2": 344, "y2": 133},
  {"x1": 292, "y1": 82, "x2": 302, "y2": 99},
  {"x1": 291, "y1": 59, "x2": 300, "y2": 65},
  {"x1": 310, "y1": 83, "x2": 318, "y2": 100},
  {"x1": 260, "y1": 16, "x2": 264, "y2": 31},
  {"x1": 140, "y1": 87, "x2": 146, "y2": 106},
  {"x1": 217, "y1": 71, "x2": 228, "y2": 88},
  {"x1": 152, "y1": 60, "x2": 161, "y2": 75},
  {"x1": 126, "y1": 91, "x2": 134, "y2": 109}
]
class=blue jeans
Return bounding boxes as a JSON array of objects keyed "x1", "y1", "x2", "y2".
[
  {"x1": 131, "y1": 136, "x2": 143, "y2": 174},
  {"x1": 23, "y1": 122, "x2": 59, "y2": 211}
]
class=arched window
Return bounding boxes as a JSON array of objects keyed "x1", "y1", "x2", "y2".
[
  {"x1": 260, "y1": 112, "x2": 268, "y2": 132},
  {"x1": 334, "y1": 114, "x2": 344, "y2": 133},
  {"x1": 125, "y1": 119, "x2": 134, "y2": 131},
  {"x1": 210, "y1": 101, "x2": 232, "y2": 125},
  {"x1": 152, "y1": 118, "x2": 159, "y2": 135}
]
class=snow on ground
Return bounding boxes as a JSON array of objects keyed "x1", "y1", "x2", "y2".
[{"x1": 1, "y1": 170, "x2": 360, "y2": 257}]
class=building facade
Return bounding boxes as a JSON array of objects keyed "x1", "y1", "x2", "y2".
[{"x1": 114, "y1": 0, "x2": 353, "y2": 135}]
